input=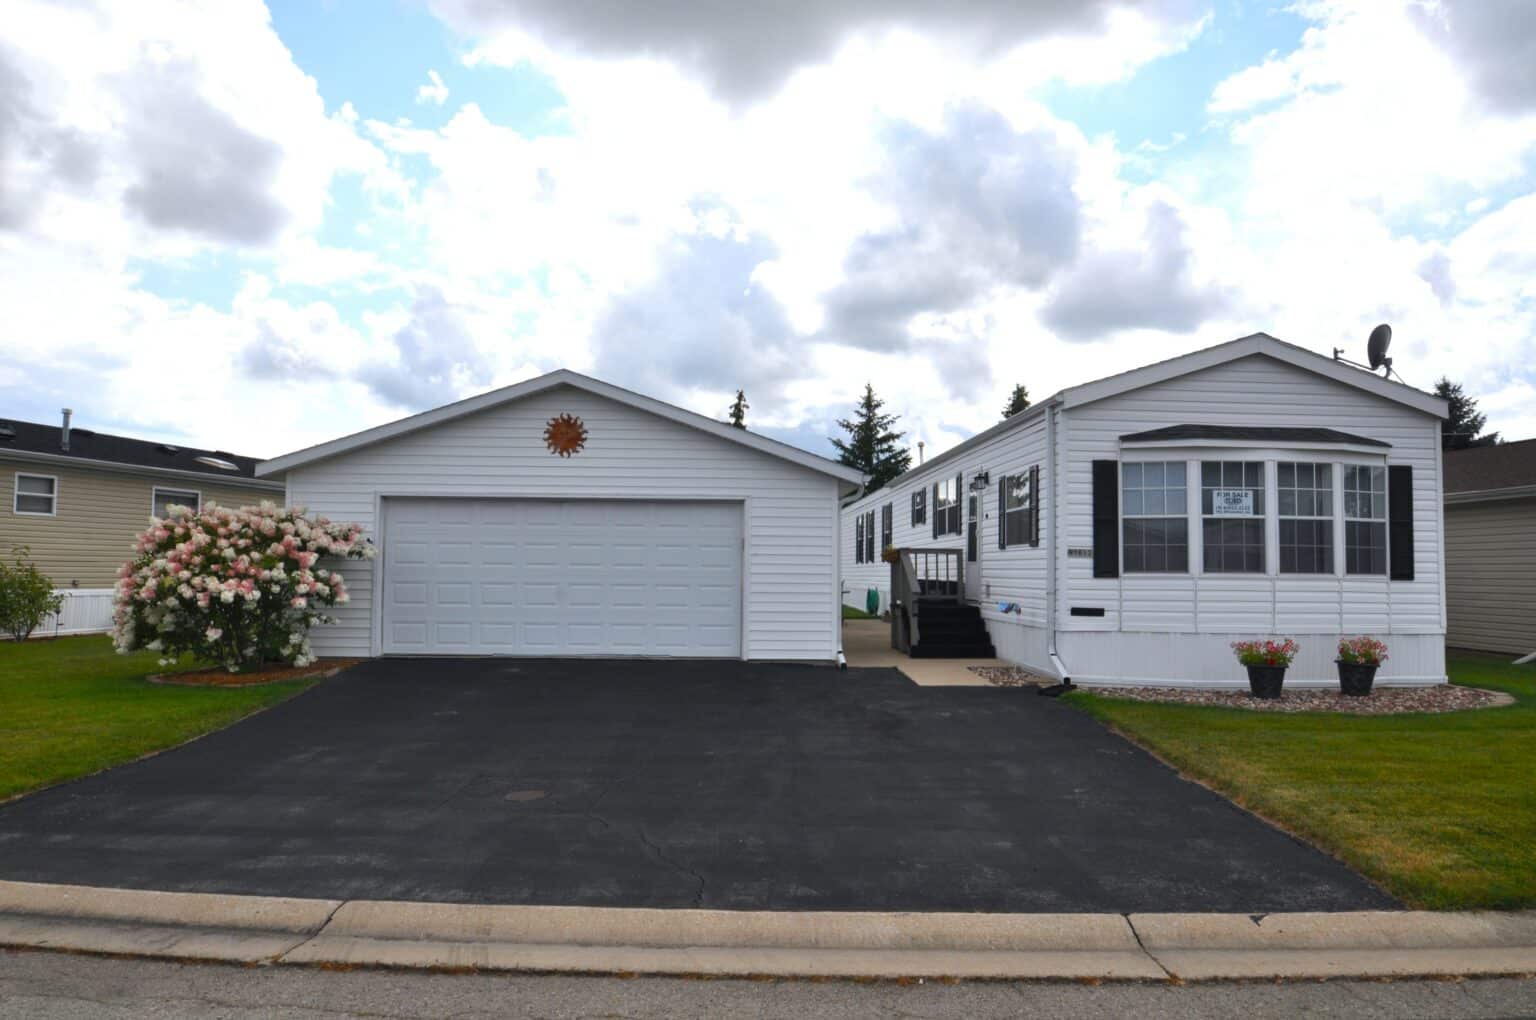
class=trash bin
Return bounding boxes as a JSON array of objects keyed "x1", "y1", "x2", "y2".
[{"x1": 866, "y1": 587, "x2": 880, "y2": 616}]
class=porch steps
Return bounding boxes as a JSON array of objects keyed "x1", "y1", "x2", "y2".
[{"x1": 911, "y1": 602, "x2": 995, "y2": 659}]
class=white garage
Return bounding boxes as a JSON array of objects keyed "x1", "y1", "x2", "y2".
[
  {"x1": 381, "y1": 498, "x2": 743, "y2": 656},
  {"x1": 257, "y1": 370, "x2": 862, "y2": 662}
]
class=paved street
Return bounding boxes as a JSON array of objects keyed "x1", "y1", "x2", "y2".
[{"x1": 2, "y1": 950, "x2": 1533, "y2": 1019}]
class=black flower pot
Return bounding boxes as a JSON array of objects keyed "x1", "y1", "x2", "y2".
[
  {"x1": 1245, "y1": 664, "x2": 1287, "y2": 699},
  {"x1": 1336, "y1": 660, "x2": 1379, "y2": 697}
]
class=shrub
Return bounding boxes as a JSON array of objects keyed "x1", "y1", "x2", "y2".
[
  {"x1": 112, "y1": 501, "x2": 373, "y2": 673},
  {"x1": 1231, "y1": 637, "x2": 1300, "y2": 667},
  {"x1": 1338, "y1": 635, "x2": 1389, "y2": 665},
  {"x1": 0, "y1": 546, "x2": 65, "y2": 641}
]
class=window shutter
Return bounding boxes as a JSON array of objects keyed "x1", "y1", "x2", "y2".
[
  {"x1": 1388, "y1": 464, "x2": 1414, "y2": 581},
  {"x1": 1092, "y1": 460, "x2": 1119, "y2": 578},
  {"x1": 997, "y1": 474, "x2": 1008, "y2": 549},
  {"x1": 1029, "y1": 464, "x2": 1041, "y2": 547},
  {"x1": 932, "y1": 483, "x2": 940, "y2": 541}
]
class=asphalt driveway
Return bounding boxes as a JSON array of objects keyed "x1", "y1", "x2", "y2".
[{"x1": 0, "y1": 659, "x2": 1393, "y2": 913}]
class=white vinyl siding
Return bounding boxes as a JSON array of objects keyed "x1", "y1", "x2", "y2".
[{"x1": 286, "y1": 385, "x2": 841, "y2": 662}]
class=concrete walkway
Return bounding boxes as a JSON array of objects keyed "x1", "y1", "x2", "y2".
[
  {"x1": 841, "y1": 618, "x2": 1001, "y2": 685},
  {"x1": 3, "y1": 880, "x2": 1533, "y2": 982}
]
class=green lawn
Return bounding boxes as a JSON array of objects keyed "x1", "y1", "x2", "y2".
[
  {"x1": 0, "y1": 635, "x2": 316, "y2": 802},
  {"x1": 842, "y1": 604, "x2": 876, "y2": 620},
  {"x1": 1067, "y1": 652, "x2": 1536, "y2": 910}
]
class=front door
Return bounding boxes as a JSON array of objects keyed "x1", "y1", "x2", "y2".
[{"x1": 965, "y1": 486, "x2": 982, "y2": 602}]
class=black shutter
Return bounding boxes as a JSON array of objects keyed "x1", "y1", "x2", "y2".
[
  {"x1": 1092, "y1": 460, "x2": 1119, "y2": 578},
  {"x1": 997, "y1": 473, "x2": 1008, "y2": 549},
  {"x1": 932, "y1": 483, "x2": 940, "y2": 540},
  {"x1": 1029, "y1": 464, "x2": 1041, "y2": 547},
  {"x1": 1388, "y1": 465, "x2": 1414, "y2": 581}
]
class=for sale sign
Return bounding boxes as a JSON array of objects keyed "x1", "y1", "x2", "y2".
[{"x1": 1211, "y1": 489, "x2": 1254, "y2": 516}]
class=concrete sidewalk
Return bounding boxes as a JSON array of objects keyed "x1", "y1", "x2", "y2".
[{"x1": 2, "y1": 880, "x2": 1533, "y2": 982}]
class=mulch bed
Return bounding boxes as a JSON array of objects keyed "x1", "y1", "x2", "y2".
[
  {"x1": 1070, "y1": 684, "x2": 1512, "y2": 715},
  {"x1": 969, "y1": 665, "x2": 1512, "y2": 713},
  {"x1": 148, "y1": 659, "x2": 364, "y2": 687}
]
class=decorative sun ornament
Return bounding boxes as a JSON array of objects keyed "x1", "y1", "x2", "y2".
[{"x1": 544, "y1": 413, "x2": 588, "y2": 457}]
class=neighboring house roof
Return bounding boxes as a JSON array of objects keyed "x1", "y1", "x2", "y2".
[
  {"x1": 0, "y1": 417, "x2": 282, "y2": 488},
  {"x1": 255, "y1": 369, "x2": 866, "y2": 487},
  {"x1": 1120, "y1": 425, "x2": 1391, "y2": 448},
  {"x1": 855, "y1": 332, "x2": 1445, "y2": 497},
  {"x1": 1444, "y1": 438, "x2": 1536, "y2": 504}
]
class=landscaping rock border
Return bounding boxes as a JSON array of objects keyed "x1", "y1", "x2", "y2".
[{"x1": 1072, "y1": 684, "x2": 1513, "y2": 715}]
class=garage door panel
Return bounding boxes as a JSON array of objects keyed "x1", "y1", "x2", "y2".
[{"x1": 383, "y1": 499, "x2": 742, "y2": 657}]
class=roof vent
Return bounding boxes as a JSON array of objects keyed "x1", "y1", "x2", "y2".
[
  {"x1": 0, "y1": 423, "x2": 13, "y2": 441},
  {"x1": 194, "y1": 455, "x2": 240, "y2": 471},
  {"x1": 157, "y1": 444, "x2": 181, "y2": 455}
]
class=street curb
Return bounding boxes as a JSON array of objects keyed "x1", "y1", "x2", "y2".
[{"x1": 1, "y1": 880, "x2": 1534, "y2": 981}]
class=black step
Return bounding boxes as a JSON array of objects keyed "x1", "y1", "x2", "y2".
[{"x1": 911, "y1": 641, "x2": 997, "y2": 659}]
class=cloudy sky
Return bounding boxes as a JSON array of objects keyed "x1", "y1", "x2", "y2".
[{"x1": 3, "y1": 0, "x2": 1534, "y2": 462}]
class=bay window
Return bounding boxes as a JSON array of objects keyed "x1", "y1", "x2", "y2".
[
  {"x1": 1344, "y1": 465, "x2": 1387, "y2": 575},
  {"x1": 1200, "y1": 461, "x2": 1265, "y2": 573},
  {"x1": 1121, "y1": 461, "x2": 1188, "y2": 573},
  {"x1": 1278, "y1": 462, "x2": 1333, "y2": 574}
]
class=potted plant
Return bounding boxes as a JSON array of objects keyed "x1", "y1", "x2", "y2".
[
  {"x1": 1230, "y1": 638, "x2": 1299, "y2": 699},
  {"x1": 880, "y1": 545, "x2": 901, "y2": 565},
  {"x1": 1336, "y1": 636, "x2": 1388, "y2": 697}
]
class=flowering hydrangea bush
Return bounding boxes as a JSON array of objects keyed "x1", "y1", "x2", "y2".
[
  {"x1": 1230, "y1": 637, "x2": 1300, "y2": 667},
  {"x1": 1337, "y1": 636, "x2": 1389, "y2": 665},
  {"x1": 112, "y1": 501, "x2": 373, "y2": 673}
]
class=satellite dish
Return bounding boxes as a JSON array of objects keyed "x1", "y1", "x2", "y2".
[{"x1": 1367, "y1": 323, "x2": 1392, "y2": 371}]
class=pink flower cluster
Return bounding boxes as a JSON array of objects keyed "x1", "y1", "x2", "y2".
[
  {"x1": 112, "y1": 500, "x2": 374, "y2": 673},
  {"x1": 1231, "y1": 637, "x2": 1300, "y2": 667},
  {"x1": 1337, "y1": 635, "x2": 1389, "y2": 665}
]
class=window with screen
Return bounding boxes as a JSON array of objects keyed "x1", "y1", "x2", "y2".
[
  {"x1": 911, "y1": 489, "x2": 926, "y2": 525},
  {"x1": 934, "y1": 476, "x2": 961, "y2": 536},
  {"x1": 153, "y1": 487, "x2": 201, "y2": 519},
  {"x1": 863, "y1": 509, "x2": 876, "y2": 563},
  {"x1": 13, "y1": 474, "x2": 56, "y2": 516},
  {"x1": 854, "y1": 513, "x2": 865, "y2": 563},
  {"x1": 880, "y1": 503, "x2": 892, "y2": 552},
  {"x1": 1278, "y1": 462, "x2": 1333, "y2": 574},
  {"x1": 1344, "y1": 464, "x2": 1387, "y2": 575},
  {"x1": 1002, "y1": 471, "x2": 1033, "y2": 547},
  {"x1": 1201, "y1": 461, "x2": 1265, "y2": 573},
  {"x1": 1121, "y1": 462, "x2": 1188, "y2": 573}
]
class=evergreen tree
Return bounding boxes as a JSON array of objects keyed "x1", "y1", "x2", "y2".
[
  {"x1": 728, "y1": 389, "x2": 749, "y2": 429},
  {"x1": 1434, "y1": 377, "x2": 1500, "y2": 450},
  {"x1": 831, "y1": 383, "x2": 911, "y2": 492},
  {"x1": 1001, "y1": 383, "x2": 1031, "y2": 419}
]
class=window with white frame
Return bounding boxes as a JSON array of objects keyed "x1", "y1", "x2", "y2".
[
  {"x1": 910, "y1": 488, "x2": 926, "y2": 526},
  {"x1": 934, "y1": 476, "x2": 961, "y2": 536},
  {"x1": 13, "y1": 473, "x2": 56, "y2": 516},
  {"x1": 1344, "y1": 465, "x2": 1387, "y2": 575},
  {"x1": 1002, "y1": 471, "x2": 1033, "y2": 547},
  {"x1": 1121, "y1": 462, "x2": 1188, "y2": 573},
  {"x1": 1201, "y1": 461, "x2": 1265, "y2": 573},
  {"x1": 152, "y1": 487, "x2": 201, "y2": 519},
  {"x1": 1278, "y1": 462, "x2": 1333, "y2": 574},
  {"x1": 880, "y1": 502, "x2": 892, "y2": 552},
  {"x1": 854, "y1": 512, "x2": 865, "y2": 563}
]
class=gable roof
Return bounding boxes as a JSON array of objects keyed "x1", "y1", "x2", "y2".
[
  {"x1": 1059, "y1": 333, "x2": 1448, "y2": 417},
  {"x1": 845, "y1": 332, "x2": 1447, "y2": 502},
  {"x1": 0, "y1": 417, "x2": 281, "y2": 488},
  {"x1": 256, "y1": 369, "x2": 865, "y2": 486},
  {"x1": 1445, "y1": 438, "x2": 1536, "y2": 498}
]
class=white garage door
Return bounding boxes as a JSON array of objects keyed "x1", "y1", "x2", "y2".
[{"x1": 381, "y1": 498, "x2": 742, "y2": 657}]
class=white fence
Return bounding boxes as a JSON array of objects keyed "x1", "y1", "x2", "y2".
[{"x1": 29, "y1": 588, "x2": 116, "y2": 638}]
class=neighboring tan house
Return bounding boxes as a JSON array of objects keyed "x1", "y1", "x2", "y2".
[
  {"x1": 0, "y1": 412, "x2": 284, "y2": 636},
  {"x1": 1443, "y1": 438, "x2": 1536, "y2": 656}
]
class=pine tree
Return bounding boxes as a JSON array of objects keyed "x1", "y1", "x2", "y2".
[
  {"x1": 1001, "y1": 383, "x2": 1031, "y2": 419},
  {"x1": 728, "y1": 389, "x2": 749, "y2": 429},
  {"x1": 830, "y1": 383, "x2": 911, "y2": 492},
  {"x1": 1434, "y1": 377, "x2": 1500, "y2": 450}
]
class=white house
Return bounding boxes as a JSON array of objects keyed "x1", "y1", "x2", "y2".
[
  {"x1": 840, "y1": 333, "x2": 1450, "y2": 688},
  {"x1": 257, "y1": 370, "x2": 862, "y2": 662}
]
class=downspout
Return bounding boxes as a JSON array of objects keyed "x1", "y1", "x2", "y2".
[
  {"x1": 836, "y1": 481, "x2": 866, "y2": 670},
  {"x1": 1045, "y1": 400, "x2": 1073, "y2": 688}
]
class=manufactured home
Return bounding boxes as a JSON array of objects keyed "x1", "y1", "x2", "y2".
[
  {"x1": 1443, "y1": 438, "x2": 1536, "y2": 656},
  {"x1": 840, "y1": 333, "x2": 1450, "y2": 688},
  {"x1": 257, "y1": 370, "x2": 863, "y2": 662}
]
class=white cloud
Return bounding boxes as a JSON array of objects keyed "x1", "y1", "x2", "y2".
[{"x1": 416, "y1": 69, "x2": 449, "y2": 106}]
